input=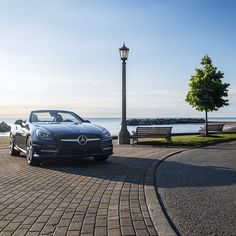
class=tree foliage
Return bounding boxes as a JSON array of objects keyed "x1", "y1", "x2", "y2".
[{"x1": 186, "y1": 55, "x2": 230, "y2": 135}]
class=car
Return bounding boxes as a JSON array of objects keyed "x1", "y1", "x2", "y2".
[{"x1": 9, "y1": 110, "x2": 113, "y2": 165}]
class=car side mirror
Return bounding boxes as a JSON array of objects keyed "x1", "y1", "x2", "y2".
[
  {"x1": 22, "y1": 120, "x2": 28, "y2": 127},
  {"x1": 83, "y1": 120, "x2": 90, "y2": 123},
  {"x1": 14, "y1": 119, "x2": 23, "y2": 125}
]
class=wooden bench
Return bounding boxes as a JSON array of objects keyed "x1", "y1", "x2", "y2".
[
  {"x1": 199, "y1": 124, "x2": 224, "y2": 134},
  {"x1": 132, "y1": 126, "x2": 172, "y2": 146}
]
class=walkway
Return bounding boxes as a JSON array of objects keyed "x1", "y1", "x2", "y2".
[{"x1": 0, "y1": 142, "x2": 182, "y2": 236}]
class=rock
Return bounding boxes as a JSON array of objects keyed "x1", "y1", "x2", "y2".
[
  {"x1": 0, "y1": 121, "x2": 11, "y2": 132},
  {"x1": 126, "y1": 118, "x2": 205, "y2": 126}
]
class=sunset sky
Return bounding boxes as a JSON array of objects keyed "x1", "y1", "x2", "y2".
[{"x1": 0, "y1": 0, "x2": 235, "y2": 118}]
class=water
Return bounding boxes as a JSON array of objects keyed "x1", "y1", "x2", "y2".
[{"x1": 1, "y1": 117, "x2": 236, "y2": 137}]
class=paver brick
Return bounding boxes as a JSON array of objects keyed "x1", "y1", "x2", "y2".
[
  {"x1": 29, "y1": 223, "x2": 45, "y2": 232},
  {"x1": 67, "y1": 230, "x2": 80, "y2": 236},
  {"x1": 94, "y1": 226, "x2": 106, "y2": 236},
  {"x1": 46, "y1": 217, "x2": 61, "y2": 226},
  {"x1": 81, "y1": 224, "x2": 94, "y2": 234},
  {"x1": 107, "y1": 219, "x2": 120, "y2": 230}
]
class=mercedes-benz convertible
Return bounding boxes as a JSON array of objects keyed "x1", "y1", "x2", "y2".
[{"x1": 10, "y1": 110, "x2": 113, "y2": 165}]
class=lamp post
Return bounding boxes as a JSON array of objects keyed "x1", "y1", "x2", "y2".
[{"x1": 118, "y1": 43, "x2": 130, "y2": 144}]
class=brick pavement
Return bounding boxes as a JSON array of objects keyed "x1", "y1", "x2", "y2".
[{"x1": 0, "y1": 142, "x2": 181, "y2": 236}]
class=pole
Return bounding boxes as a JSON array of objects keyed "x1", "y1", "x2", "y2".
[
  {"x1": 119, "y1": 60, "x2": 130, "y2": 144},
  {"x1": 205, "y1": 109, "x2": 208, "y2": 136}
]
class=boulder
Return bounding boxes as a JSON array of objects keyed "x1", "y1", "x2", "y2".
[{"x1": 0, "y1": 121, "x2": 11, "y2": 132}]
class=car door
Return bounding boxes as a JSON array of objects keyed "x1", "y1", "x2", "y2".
[
  {"x1": 14, "y1": 120, "x2": 23, "y2": 148},
  {"x1": 17, "y1": 120, "x2": 29, "y2": 150}
]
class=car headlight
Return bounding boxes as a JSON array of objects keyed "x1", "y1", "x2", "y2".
[
  {"x1": 102, "y1": 129, "x2": 111, "y2": 138},
  {"x1": 36, "y1": 129, "x2": 54, "y2": 141}
]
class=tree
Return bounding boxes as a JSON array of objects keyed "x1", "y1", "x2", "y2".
[{"x1": 186, "y1": 55, "x2": 230, "y2": 135}]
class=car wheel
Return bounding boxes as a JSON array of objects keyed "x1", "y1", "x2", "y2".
[
  {"x1": 9, "y1": 135, "x2": 20, "y2": 156},
  {"x1": 93, "y1": 155, "x2": 109, "y2": 162},
  {"x1": 26, "y1": 137, "x2": 39, "y2": 166}
]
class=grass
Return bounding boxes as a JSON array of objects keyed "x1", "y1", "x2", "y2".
[{"x1": 138, "y1": 133, "x2": 236, "y2": 147}]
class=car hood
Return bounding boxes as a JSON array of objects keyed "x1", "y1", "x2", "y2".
[{"x1": 34, "y1": 123, "x2": 105, "y2": 136}]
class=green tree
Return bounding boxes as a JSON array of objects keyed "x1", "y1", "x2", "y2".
[{"x1": 186, "y1": 55, "x2": 230, "y2": 135}]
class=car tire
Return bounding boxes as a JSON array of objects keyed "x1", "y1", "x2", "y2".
[
  {"x1": 9, "y1": 135, "x2": 20, "y2": 156},
  {"x1": 26, "y1": 137, "x2": 39, "y2": 166},
  {"x1": 93, "y1": 155, "x2": 109, "y2": 162}
]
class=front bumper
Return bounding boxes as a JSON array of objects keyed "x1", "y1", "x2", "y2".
[{"x1": 32, "y1": 138, "x2": 113, "y2": 159}]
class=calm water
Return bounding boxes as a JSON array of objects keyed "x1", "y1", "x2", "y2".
[{"x1": 1, "y1": 117, "x2": 235, "y2": 137}]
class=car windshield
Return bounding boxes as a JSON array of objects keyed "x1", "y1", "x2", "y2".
[{"x1": 30, "y1": 111, "x2": 83, "y2": 124}]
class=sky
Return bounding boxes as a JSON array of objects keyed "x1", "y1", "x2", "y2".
[{"x1": 0, "y1": 0, "x2": 236, "y2": 118}]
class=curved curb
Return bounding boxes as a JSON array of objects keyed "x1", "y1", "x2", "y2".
[{"x1": 145, "y1": 149, "x2": 186, "y2": 236}]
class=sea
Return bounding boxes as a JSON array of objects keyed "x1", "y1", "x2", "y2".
[{"x1": 1, "y1": 117, "x2": 236, "y2": 137}]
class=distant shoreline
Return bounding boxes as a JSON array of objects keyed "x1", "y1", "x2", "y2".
[
  {"x1": 209, "y1": 121, "x2": 236, "y2": 126},
  {"x1": 127, "y1": 118, "x2": 205, "y2": 126},
  {"x1": 126, "y1": 118, "x2": 236, "y2": 126}
]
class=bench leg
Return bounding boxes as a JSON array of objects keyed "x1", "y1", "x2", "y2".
[
  {"x1": 132, "y1": 138, "x2": 138, "y2": 147},
  {"x1": 166, "y1": 136, "x2": 172, "y2": 143}
]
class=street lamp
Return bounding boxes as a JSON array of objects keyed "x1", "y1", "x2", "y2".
[{"x1": 119, "y1": 43, "x2": 130, "y2": 144}]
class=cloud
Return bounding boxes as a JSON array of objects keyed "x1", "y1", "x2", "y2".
[
  {"x1": 0, "y1": 72, "x2": 109, "y2": 100},
  {"x1": 1, "y1": 79, "x2": 235, "y2": 117},
  {"x1": 229, "y1": 85, "x2": 236, "y2": 96},
  {"x1": 127, "y1": 89, "x2": 187, "y2": 108}
]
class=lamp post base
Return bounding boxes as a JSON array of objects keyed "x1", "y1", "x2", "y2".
[{"x1": 119, "y1": 129, "x2": 130, "y2": 144}]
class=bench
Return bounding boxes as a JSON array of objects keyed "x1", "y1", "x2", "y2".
[
  {"x1": 132, "y1": 126, "x2": 172, "y2": 146},
  {"x1": 199, "y1": 124, "x2": 224, "y2": 134}
]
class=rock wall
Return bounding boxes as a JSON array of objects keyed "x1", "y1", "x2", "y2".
[{"x1": 127, "y1": 118, "x2": 205, "y2": 126}]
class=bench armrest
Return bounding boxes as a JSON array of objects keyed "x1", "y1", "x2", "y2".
[{"x1": 199, "y1": 126, "x2": 204, "y2": 131}]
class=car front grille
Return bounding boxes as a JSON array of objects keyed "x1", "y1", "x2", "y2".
[
  {"x1": 58, "y1": 133, "x2": 102, "y2": 156},
  {"x1": 59, "y1": 146, "x2": 101, "y2": 156}
]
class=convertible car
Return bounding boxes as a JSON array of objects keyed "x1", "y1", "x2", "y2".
[{"x1": 10, "y1": 110, "x2": 113, "y2": 165}]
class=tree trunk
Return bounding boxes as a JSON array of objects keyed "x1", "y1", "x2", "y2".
[{"x1": 205, "y1": 109, "x2": 208, "y2": 136}]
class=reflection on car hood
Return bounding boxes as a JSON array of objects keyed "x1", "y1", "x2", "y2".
[{"x1": 34, "y1": 123, "x2": 105, "y2": 136}]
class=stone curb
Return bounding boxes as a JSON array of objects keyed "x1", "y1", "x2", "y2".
[{"x1": 145, "y1": 149, "x2": 186, "y2": 236}]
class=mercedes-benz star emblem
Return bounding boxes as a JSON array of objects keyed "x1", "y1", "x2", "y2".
[{"x1": 78, "y1": 135, "x2": 87, "y2": 145}]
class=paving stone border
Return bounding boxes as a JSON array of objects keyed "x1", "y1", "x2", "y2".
[{"x1": 150, "y1": 150, "x2": 186, "y2": 236}]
